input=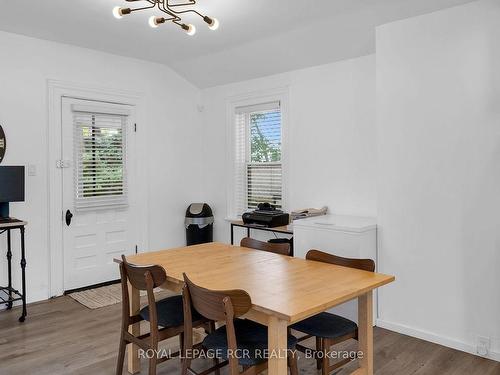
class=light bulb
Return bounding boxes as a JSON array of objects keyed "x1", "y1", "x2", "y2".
[
  {"x1": 149, "y1": 16, "x2": 160, "y2": 28},
  {"x1": 208, "y1": 17, "x2": 219, "y2": 30},
  {"x1": 113, "y1": 7, "x2": 131, "y2": 19},
  {"x1": 186, "y1": 24, "x2": 196, "y2": 36},
  {"x1": 113, "y1": 6, "x2": 124, "y2": 19}
]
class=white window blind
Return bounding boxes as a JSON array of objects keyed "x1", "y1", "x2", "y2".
[
  {"x1": 233, "y1": 101, "x2": 282, "y2": 216},
  {"x1": 73, "y1": 109, "x2": 128, "y2": 210}
]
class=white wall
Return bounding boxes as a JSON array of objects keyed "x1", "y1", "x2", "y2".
[
  {"x1": 202, "y1": 0, "x2": 500, "y2": 361},
  {"x1": 0, "y1": 31, "x2": 203, "y2": 303},
  {"x1": 201, "y1": 55, "x2": 377, "y2": 244},
  {"x1": 377, "y1": 0, "x2": 500, "y2": 360},
  {"x1": 3, "y1": 0, "x2": 498, "y2": 362}
]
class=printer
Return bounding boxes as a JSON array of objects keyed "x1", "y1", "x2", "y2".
[{"x1": 242, "y1": 203, "x2": 290, "y2": 228}]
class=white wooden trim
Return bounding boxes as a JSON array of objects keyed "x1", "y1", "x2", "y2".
[
  {"x1": 71, "y1": 103, "x2": 131, "y2": 116},
  {"x1": 376, "y1": 319, "x2": 500, "y2": 362},
  {"x1": 47, "y1": 79, "x2": 149, "y2": 297},
  {"x1": 225, "y1": 87, "x2": 290, "y2": 218}
]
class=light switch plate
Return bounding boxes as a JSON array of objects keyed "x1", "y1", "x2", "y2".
[{"x1": 28, "y1": 164, "x2": 37, "y2": 176}]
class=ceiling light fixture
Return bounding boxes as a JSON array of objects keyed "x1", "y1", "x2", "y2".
[
  {"x1": 183, "y1": 23, "x2": 197, "y2": 36},
  {"x1": 112, "y1": 0, "x2": 219, "y2": 35},
  {"x1": 204, "y1": 16, "x2": 219, "y2": 30},
  {"x1": 112, "y1": 6, "x2": 131, "y2": 19},
  {"x1": 148, "y1": 16, "x2": 164, "y2": 28}
]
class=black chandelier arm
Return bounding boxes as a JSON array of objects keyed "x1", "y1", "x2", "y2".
[
  {"x1": 126, "y1": 0, "x2": 157, "y2": 5},
  {"x1": 164, "y1": 0, "x2": 205, "y2": 19},
  {"x1": 114, "y1": 0, "x2": 218, "y2": 32},
  {"x1": 167, "y1": 7, "x2": 205, "y2": 19},
  {"x1": 156, "y1": 1, "x2": 182, "y2": 21},
  {"x1": 124, "y1": 0, "x2": 183, "y2": 23},
  {"x1": 158, "y1": 15, "x2": 181, "y2": 22},
  {"x1": 167, "y1": 0, "x2": 197, "y2": 8},
  {"x1": 127, "y1": 2, "x2": 157, "y2": 13}
]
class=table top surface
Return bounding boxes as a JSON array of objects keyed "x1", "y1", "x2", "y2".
[
  {"x1": 0, "y1": 218, "x2": 27, "y2": 228},
  {"x1": 231, "y1": 220, "x2": 293, "y2": 234},
  {"x1": 123, "y1": 242, "x2": 395, "y2": 323}
]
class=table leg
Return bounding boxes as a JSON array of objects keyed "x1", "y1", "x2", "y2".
[
  {"x1": 6, "y1": 229, "x2": 12, "y2": 310},
  {"x1": 231, "y1": 224, "x2": 234, "y2": 245},
  {"x1": 127, "y1": 282, "x2": 141, "y2": 374},
  {"x1": 19, "y1": 227, "x2": 27, "y2": 322},
  {"x1": 356, "y1": 291, "x2": 374, "y2": 375},
  {"x1": 267, "y1": 316, "x2": 288, "y2": 375}
]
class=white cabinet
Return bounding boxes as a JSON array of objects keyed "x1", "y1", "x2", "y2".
[{"x1": 293, "y1": 215, "x2": 377, "y2": 323}]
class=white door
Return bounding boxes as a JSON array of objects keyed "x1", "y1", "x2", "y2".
[{"x1": 61, "y1": 97, "x2": 137, "y2": 291}]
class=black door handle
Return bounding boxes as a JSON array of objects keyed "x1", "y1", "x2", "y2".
[{"x1": 65, "y1": 210, "x2": 73, "y2": 226}]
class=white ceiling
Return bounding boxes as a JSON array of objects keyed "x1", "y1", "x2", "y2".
[{"x1": 0, "y1": 0, "x2": 476, "y2": 88}]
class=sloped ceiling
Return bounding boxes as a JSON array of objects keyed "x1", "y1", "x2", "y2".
[{"x1": 0, "y1": 0, "x2": 476, "y2": 88}]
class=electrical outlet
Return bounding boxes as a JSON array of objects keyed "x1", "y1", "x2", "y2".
[{"x1": 476, "y1": 336, "x2": 490, "y2": 357}]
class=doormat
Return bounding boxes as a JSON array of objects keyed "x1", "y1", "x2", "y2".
[{"x1": 68, "y1": 283, "x2": 172, "y2": 309}]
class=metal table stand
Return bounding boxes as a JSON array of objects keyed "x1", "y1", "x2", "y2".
[{"x1": 0, "y1": 219, "x2": 27, "y2": 322}]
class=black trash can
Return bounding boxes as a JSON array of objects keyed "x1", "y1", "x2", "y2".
[
  {"x1": 185, "y1": 203, "x2": 214, "y2": 246},
  {"x1": 268, "y1": 237, "x2": 294, "y2": 256}
]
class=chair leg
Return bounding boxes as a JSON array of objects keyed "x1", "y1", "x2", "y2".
[
  {"x1": 316, "y1": 337, "x2": 322, "y2": 370},
  {"x1": 288, "y1": 351, "x2": 299, "y2": 375},
  {"x1": 148, "y1": 357, "x2": 157, "y2": 375},
  {"x1": 179, "y1": 332, "x2": 185, "y2": 357},
  {"x1": 213, "y1": 357, "x2": 221, "y2": 375},
  {"x1": 115, "y1": 337, "x2": 126, "y2": 375},
  {"x1": 321, "y1": 338, "x2": 330, "y2": 375},
  {"x1": 207, "y1": 321, "x2": 221, "y2": 375},
  {"x1": 181, "y1": 350, "x2": 190, "y2": 375},
  {"x1": 148, "y1": 335, "x2": 159, "y2": 375}
]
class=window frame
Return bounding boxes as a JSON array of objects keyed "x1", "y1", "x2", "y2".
[{"x1": 225, "y1": 88, "x2": 289, "y2": 220}]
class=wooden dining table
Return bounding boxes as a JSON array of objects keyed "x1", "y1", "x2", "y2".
[{"x1": 120, "y1": 242, "x2": 395, "y2": 375}]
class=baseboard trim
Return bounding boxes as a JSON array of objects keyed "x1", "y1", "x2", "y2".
[{"x1": 376, "y1": 318, "x2": 500, "y2": 363}]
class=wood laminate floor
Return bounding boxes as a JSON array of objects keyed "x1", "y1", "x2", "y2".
[{"x1": 0, "y1": 296, "x2": 499, "y2": 375}]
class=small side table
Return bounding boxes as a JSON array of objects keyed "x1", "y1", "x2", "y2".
[{"x1": 0, "y1": 218, "x2": 27, "y2": 322}]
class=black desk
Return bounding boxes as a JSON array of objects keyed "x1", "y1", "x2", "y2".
[{"x1": 0, "y1": 218, "x2": 27, "y2": 322}]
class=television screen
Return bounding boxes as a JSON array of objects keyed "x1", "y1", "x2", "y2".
[{"x1": 0, "y1": 166, "x2": 25, "y2": 203}]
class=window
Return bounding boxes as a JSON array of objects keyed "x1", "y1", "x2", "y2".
[
  {"x1": 73, "y1": 110, "x2": 128, "y2": 210},
  {"x1": 233, "y1": 101, "x2": 282, "y2": 216}
]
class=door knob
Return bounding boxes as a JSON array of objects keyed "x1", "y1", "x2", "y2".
[{"x1": 65, "y1": 210, "x2": 73, "y2": 226}]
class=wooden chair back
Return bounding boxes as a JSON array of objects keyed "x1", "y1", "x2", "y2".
[
  {"x1": 117, "y1": 256, "x2": 194, "y2": 375},
  {"x1": 306, "y1": 250, "x2": 375, "y2": 272},
  {"x1": 119, "y1": 255, "x2": 167, "y2": 352},
  {"x1": 120, "y1": 254, "x2": 167, "y2": 290},
  {"x1": 182, "y1": 273, "x2": 252, "y2": 375},
  {"x1": 240, "y1": 237, "x2": 291, "y2": 256},
  {"x1": 183, "y1": 273, "x2": 252, "y2": 321}
]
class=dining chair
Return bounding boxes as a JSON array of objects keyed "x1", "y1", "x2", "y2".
[
  {"x1": 291, "y1": 250, "x2": 375, "y2": 375},
  {"x1": 182, "y1": 273, "x2": 299, "y2": 375},
  {"x1": 116, "y1": 255, "x2": 209, "y2": 375},
  {"x1": 240, "y1": 237, "x2": 291, "y2": 256}
]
